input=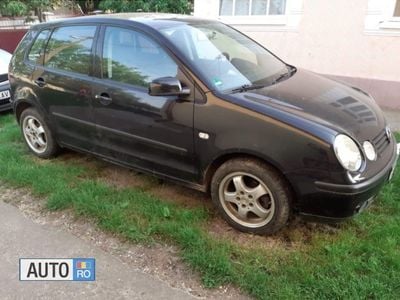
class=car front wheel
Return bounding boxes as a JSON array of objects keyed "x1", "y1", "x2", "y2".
[{"x1": 211, "y1": 158, "x2": 291, "y2": 235}]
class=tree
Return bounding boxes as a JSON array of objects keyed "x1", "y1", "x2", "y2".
[
  {"x1": 0, "y1": 1, "x2": 29, "y2": 17},
  {"x1": 0, "y1": 0, "x2": 77, "y2": 22},
  {"x1": 75, "y1": 0, "x2": 101, "y2": 14},
  {"x1": 99, "y1": 0, "x2": 193, "y2": 15},
  {"x1": 29, "y1": 0, "x2": 58, "y2": 22},
  {"x1": 0, "y1": 0, "x2": 194, "y2": 21}
]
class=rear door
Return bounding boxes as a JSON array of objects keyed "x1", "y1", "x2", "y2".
[
  {"x1": 32, "y1": 25, "x2": 98, "y2": 152},
  {"x1": 91, "y1": 25, "x2": 197, "y2": 181}
]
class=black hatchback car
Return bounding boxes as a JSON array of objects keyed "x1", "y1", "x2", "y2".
[{"x1": 9, "y1": 14, "x2": 399, "y2": 234}]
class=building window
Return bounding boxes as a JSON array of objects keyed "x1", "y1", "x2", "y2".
[
  {"x1": 394, "y1": 0, "x2": 400, "y2": 16},
  {"x1": 365, "y1": 0, "x2": 400, "y2": 34},
  {"x1": 219, "y1": 0, "x2": 286, "y2": 16}
]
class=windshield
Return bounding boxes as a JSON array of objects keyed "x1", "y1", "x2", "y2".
[{"x1": 160, "y1": 21, "x2": 288, "y2": 92}]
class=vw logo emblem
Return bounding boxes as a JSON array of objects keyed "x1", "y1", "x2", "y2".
[{"x1": 385, "y1": 126, "x2": 392, "y2": 140}]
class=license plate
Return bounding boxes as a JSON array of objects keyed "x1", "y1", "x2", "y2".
[{"x1": 0, "y1": 89, "x2": 10, "y2": 100}]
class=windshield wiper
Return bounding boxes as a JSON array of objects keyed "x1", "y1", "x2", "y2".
[
  {"x1": 230, "y1": 84, "x2": 265, "y2": 93},
  {"x1": 272, "y1": 66, "x2": 297, "y2": 85},
  {"x1": 229, "y1": 66, "x2": 297, "y2": 93}
]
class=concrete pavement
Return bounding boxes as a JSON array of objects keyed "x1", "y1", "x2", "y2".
[{"x1": 0, "y1": 201, "x2": 195, "y2": 300}]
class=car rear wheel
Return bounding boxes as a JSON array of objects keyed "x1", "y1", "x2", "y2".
[
  {"x1": 20, "y1": 108, "x2": 59, "y2": 158},
  {"x1": 211, "y1": 158, "x2": 291, "y2": 235}
]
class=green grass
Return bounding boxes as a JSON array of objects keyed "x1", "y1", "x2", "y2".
[{"x1": 0, "y1": 113, "x2": 399, "y2": 299}]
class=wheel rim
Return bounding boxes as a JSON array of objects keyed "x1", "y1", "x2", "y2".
[
  {"x1": 218, "y1": 172, "x2": 275, "y2": 228},
  {"x1": 22, "y1": 115, "x2": 48, "y2": 154}
]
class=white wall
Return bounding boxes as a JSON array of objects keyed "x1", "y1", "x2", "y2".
[{"x1": 194, "y1": 0, "x2": 400, "y2": 82}]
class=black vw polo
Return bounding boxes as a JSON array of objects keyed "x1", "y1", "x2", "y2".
[{"x1": 9, "y1": 14, "x2": 399, "y2": 234}]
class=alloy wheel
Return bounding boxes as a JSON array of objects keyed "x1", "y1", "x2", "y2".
[
  {"x1": 218, "y1": 172, "x2": 275, "y2": 228},
  {"x1": 22, "y1": 116, "x2": 48, "y2": 154}
]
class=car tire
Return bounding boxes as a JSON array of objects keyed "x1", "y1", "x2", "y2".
[
  {"x1": 20, "y1": 108, "x2": 59, "y2": 158},
  {"x1": 211, "y1": 158, "x2": 291, "y2": 235}
]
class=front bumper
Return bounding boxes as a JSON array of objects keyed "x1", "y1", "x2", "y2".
[
  {"x1": 0, "y1": 80, "x2": 12, "y2": 112},
  {"x1": 299, "y1": 142, "x2": 399, "y2": 222}
]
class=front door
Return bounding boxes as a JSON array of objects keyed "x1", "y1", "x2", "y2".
[{"x1": 92, "y1": 26, "x2": 197, "y2": 181}]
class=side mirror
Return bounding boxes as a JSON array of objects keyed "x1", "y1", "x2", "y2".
[{"x1": 149, "y1": 77, "x2": 190, "y2": 97}]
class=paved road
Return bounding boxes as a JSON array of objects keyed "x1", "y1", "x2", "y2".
[{"x1": 0, "y1": 201, "x2": 195, "y2": 300}]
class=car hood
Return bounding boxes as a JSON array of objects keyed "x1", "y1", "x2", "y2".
[
  {"x1": 230, "y1": 69, "x2": 386, "y2": 142},
  {"x1": 0, "y1": 49, "x2": 12, "y2": 75}
]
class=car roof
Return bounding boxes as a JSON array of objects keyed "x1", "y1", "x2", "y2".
[{"x1": 31, "y1": 13, "x2": 218, "y2": 30}]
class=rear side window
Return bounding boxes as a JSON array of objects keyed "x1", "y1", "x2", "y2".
[
  {"x1": 44, "y1": 26, "x2": 96, "y2": 75},
  {"x1": 28, "y1": 29, "x2": 51, "y2": 64},
  {"x1": 102, "y1": 26, "x2": 178, "y2": 87}
]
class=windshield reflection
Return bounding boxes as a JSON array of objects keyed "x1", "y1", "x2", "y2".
[{"x1": 161, "y1": 22, "x2": 287, "y2": 91}]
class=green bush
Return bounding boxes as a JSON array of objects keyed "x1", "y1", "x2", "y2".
[
  {"x1": 1, "y1": 0, "x2": 28, "y2": 17},
  {"x1": 99, "y1": 0, "x2": 192, "y2": 14}
]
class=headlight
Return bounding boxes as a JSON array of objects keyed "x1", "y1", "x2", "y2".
[
  {"x1": 363, "y1": 141, "x2": 376, "y2": 161},
  {"x1": 334, "y1": 134, "x2": 363, "y2": 172}
]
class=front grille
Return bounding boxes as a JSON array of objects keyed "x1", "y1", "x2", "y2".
[
  {"x1": 372, "y1": 129, "x2": 390, "y2": 156},
  {"x1": 0, "y1": 73, "x2": 8, "y2": 83},
  {"x1": 0, "y1": 98, "x2": 10, "y2": 105}
]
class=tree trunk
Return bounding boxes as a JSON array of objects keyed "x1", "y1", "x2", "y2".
[{"x1": 35, "y1": 7, "x2": 43, "y2": 23}]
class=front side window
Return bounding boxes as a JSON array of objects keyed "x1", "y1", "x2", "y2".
[
  {"x1": 160, "y1": 22, "x2": 288, "y2": 91},
  {"x1": 28, "y1": 29, "x2": 51, "y2": 64},
  {"x1": 44, "y1": 26, "x2": 96, "y2": 75},
  {"x1": 102, "y1": 26, "x2": 178, "y2": 87},
  {"x1": 220, "y1": 0, "x2": 286, "y2": 16}
]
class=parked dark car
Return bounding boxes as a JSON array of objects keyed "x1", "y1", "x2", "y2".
[
  {"x1": 0, "y1": 48, "x2": 12, "y2": 111},
  {"x1": 9, "y1": 14, "x2": 399, "y2": 234}
]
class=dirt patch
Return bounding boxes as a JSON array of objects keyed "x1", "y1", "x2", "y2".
[
  {"x1": 59, "y1": 151, "x2": 212, "y2": 209},
  {"x1": 206, "y1": 214, "x2": 342, "y2": 252},
  {"x1": 0, "y1": 183, "x2": 249, "y2": 299},
  {"x1": 98, "y1": 164, "x2": 157, "y2": 190}
]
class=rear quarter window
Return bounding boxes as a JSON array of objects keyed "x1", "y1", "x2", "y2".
[
  {"x1": 44, "y1": 26, "x2": 96, "y2": 75},
  {"x1": 11, "y1": 30, "x2": 35, "y2": 67},
  {"x1": 28, "y1": 29, "x2": 51, "y2": 64}
]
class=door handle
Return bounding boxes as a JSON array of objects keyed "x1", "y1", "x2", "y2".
[
  {"x1": 34, "y1": 77, "x2": 46, "y2": 87},
  {"x1": 95, "y1": 93, "x2": 112, "y2": 105}
]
